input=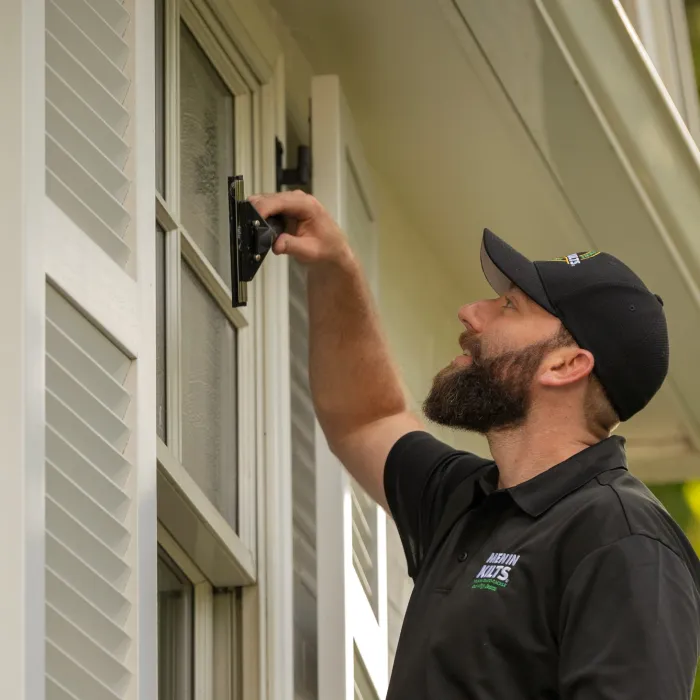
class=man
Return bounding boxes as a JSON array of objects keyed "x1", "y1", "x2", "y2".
[{"x1": 251, "y1": 190, "x2": 700, "y2": 699}]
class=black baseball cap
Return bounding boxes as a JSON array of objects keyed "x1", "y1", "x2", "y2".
[{"x1": 480, "y1": 228, "x2": 669, "y2": 422}]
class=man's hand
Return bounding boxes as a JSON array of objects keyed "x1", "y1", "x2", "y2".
[{"x1": 249, "y1": 190, "x2": 352, "y2": 266}]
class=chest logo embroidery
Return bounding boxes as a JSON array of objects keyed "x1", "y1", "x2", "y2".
[{"x1": 471, "y1": 552, "x2": 520, "y2": 591}]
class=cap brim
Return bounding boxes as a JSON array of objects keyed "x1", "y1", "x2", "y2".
[{"x1": 480, "y1": 229, "x2": 556, "y2": 315}]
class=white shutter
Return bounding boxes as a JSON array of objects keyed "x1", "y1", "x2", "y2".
[
  {"x1": 45, "y1": 0, "x2": 132, "y2": 266},
  {"x1": 40, "y1": 0, "x2": 155, "y2": 695},
  {"x1": 290, "y1": 258, "x2": 319, "y2": 700},
  {"x1": 45, "y1": 284, "x2": 134, "y2": 700},
  {"x1": 354, "y1": 652, "x2": 379, "y2": 700},
  {"x1": 312, "y1": 74, "x2": 389, "y2": 700}
]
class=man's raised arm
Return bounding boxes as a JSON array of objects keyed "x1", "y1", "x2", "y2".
[{"x1": 250, "y1": 191, "x2": 423, "y2": 510}]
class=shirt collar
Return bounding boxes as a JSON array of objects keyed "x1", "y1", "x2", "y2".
[{"x1": 476, "y1": 435, "x2": 628, "y2": 517}]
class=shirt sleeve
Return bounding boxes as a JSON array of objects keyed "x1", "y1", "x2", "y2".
[
  {"x1": 559, "y1": 534, "x2": 700, "y2": 700},
  {"x1": 384, "y1": 431, "x2": 491, "y2": 579}
]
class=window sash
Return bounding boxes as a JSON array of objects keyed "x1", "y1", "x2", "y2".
[{"x1": 156, "y1": 0, "x2": 259, "y2": 571}]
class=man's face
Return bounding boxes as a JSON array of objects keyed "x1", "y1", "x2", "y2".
[{"x1": 423, "y1": 286, "x2": 567, "y2": 434}]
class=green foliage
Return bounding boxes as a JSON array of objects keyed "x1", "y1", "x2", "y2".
[
  {"x1": 648, "y1": 482, "x2": 694, "y2": 531},
  {"x1": 686, "y1": 1, "x2": 700, "y2": 106},
  {"x1": 647, "y1": 480, "x2": 700, "y2": 698}
]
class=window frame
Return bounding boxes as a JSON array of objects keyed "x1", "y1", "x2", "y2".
[
  {"x1": 156, "y1": 0, "x2": 260, "y2": 580},
  {"x1": 155, "y1": 1, "x2": 293, "y2": 698},
  {"x1": 158, "y1": 522, "x2": 242, "y2": 700},
  {"x1": 157, "y1": 541, "x2": 196, "y2": 700}
]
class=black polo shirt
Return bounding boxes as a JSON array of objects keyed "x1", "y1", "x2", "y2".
[{"x1": 385, "y1": 431, "x2": 700, "y2": 699}]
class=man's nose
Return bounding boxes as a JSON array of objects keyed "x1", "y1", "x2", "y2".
[{"x1": 458, "y1": 300, "x2": 488, "y2": 333}]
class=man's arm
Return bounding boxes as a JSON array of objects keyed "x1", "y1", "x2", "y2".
[
  {"x1": 559, "y1": 535, "x2": 700, "y2": 699},
  {"x1": 250, "y1": 191, "x2": 423, "y2": 510}
]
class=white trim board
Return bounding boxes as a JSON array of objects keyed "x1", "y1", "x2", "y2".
[
  {"x1": 133, "y1": 0, "x2": 160, "y2": 697},
  {"x1": 0, "y1": 0, "x2": 46, "y2": 697},
  {"x1": 312, "y1": 74, "x2": 389, "y2": 700},
  {"x1": 260, "y1": 57, "x2": 295, "y2": 700}
]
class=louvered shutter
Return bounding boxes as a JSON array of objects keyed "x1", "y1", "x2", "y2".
[
  {"x1": 45, "y1": 0, "x2": 132, "y2": 266},
  {"x1": 45, "y1": 285, "x2": 134, "y2": 700},
  {"x1": 40, "y1": 0, "x2": 153, "y2": 697},
  {"x1": 290, "y1": 258, "x2": 319, "y2": 700},
  {"x1": 351, "y1": 482, "x2": 378, "y2": 613},
  {"x1": 354, "y1": 652, "x2": 379, "y2": 700}
]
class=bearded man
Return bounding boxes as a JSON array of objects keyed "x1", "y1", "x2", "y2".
[{"x1": 251, "y1": 190, "x2": 700, "y2": 700}]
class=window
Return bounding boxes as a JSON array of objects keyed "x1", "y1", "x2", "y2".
[
  {"x1": 154, "y1": 0, "x2": 270, "y2": 695},
  {"x1": 157, "y1": 526, "x2": 244, "y2": 700},
  {"x1": 155, "y1": 0, "x2": 256, "y2": 531},
  {"x1": 158, "y1": 547, "x2": 194, "y2": 700}
]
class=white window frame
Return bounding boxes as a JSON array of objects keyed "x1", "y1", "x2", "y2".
[
  {"x1": 158, "y1": 521, "x2": 245, "y2": 700},
  {"x1": 155, "y1": 1, "x2": 293, "y2": 699},
  {"x1": 157, "y1": 0, "x2": 259, "y2": 561}
]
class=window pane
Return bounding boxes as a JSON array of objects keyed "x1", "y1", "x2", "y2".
[
  {"x1": 181, "y1": 260, "x2": 238, "y2": 528},
  {"x1": 156, "y1": 224, "x2": 167, "y2": 441},
  {"x1": 180, "y1": 23, "x2": 235, "y2": 287},
  {"x1": 155, "y1": 0, "x2": 165, "y2": 196},
  {"x1": 158, "y1": 548, "x2": 194, "y2": 700}
]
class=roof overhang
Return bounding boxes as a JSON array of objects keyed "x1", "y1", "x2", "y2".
[{"x1": 272, "y1": 0, "x2": 700, "y2": 482}]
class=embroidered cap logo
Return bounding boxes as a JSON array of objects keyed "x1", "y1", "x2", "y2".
[{"x1": 550, "y1": 251, "x2": 601, "y2": 266}]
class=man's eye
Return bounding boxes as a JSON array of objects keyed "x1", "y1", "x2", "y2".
[{"x1": 504, "y1": 297, "x2": 515, "y2": 309}]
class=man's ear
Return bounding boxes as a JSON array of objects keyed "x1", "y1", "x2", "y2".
[{"x1": 539, "y1": 347, "x2": 595, "y2": 388}]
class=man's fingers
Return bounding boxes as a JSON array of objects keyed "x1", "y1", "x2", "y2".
[
  {"x1": 272, "y1": 233, "x2": 291, "y2": 255},
  {"x1": 249, "y1": 190, "x2": 315, "y2": 221},
  {"x1": 273, "y1": 233, "x2": 323, "y2": 262}
]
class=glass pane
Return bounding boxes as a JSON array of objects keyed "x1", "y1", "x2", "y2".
[
  {"x1": 155, "y1": 0, "x2": 165, "y2": 196},
  {"x1": 158, "y1": 549, "x2": 193, "y2": 700},
  {"x1": 181, "y1": 260, "x2": 238, "y2": 528},
  {"x1": 156, "y1": 224, "x2": 167, "y2": 441},
  {"x1": 179, "y1": 23, "x2": 235, "y2": 287}
]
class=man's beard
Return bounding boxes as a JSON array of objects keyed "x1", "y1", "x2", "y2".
[{"x1": 423, "y1": 332, "x2": 566, "y2": 434}]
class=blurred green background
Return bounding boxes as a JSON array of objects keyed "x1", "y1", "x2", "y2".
[
  {"x1": 651, "y1": 2, "x2": 700, "y2": 695},
  {"x1": 647, "y1": 482, "x2": 700, "y2": 698}
]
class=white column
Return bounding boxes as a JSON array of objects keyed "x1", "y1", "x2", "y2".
[{"x1": 0, "y1": 0, "x2": 46, "y2": 698}]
